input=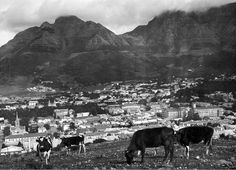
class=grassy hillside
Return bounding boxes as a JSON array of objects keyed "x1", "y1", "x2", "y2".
[{"x1": 0, "y1": 138, "x2": 235, "y2": 169}]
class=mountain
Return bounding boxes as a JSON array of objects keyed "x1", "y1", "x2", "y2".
[{"x1": 0, "y1": 3, "x2": 236, "y2": 90}]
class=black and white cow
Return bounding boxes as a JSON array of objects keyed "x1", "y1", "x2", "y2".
[
  {"x1": 125, "y1": 127, "x2": 175, "y2": 164},
  {"x1": 175, "y1": 126, "x2": 214, "y2": 159},
  {"x1": 60, "y1": 135, "x2": 86, "y2": 155},
  {"x1": 36, "y1": 136, "x2": 52, "y2": 165}
]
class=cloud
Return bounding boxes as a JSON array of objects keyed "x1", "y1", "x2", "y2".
[{"x1": 0, "y1": 0, "x2": 236, "y2": 46}]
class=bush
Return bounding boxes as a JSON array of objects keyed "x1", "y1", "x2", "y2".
[
  {"x1": 183, "y1": 112, "x2": 201, "y2": 122},
  {"x1": 93, "y1": 138, "x2": 106, "y2": 144}
]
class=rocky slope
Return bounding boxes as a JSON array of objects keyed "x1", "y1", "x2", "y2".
[{"x1": 0, "y1": 3, "x2": 236, "y2": 90}]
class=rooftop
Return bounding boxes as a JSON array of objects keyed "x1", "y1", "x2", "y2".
[{"x1": 5, "y1": 132, "x2": 48, "y2": 139}]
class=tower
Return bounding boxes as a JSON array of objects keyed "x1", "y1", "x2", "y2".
[{"x1": 15, "y1": 112, "x2": 20, "y2": 128}]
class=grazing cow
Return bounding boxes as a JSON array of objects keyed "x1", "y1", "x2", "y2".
[
  {"x1": 175, "y1": 126, "x2": 214, "y2": 159},
  {"x1": 36, "y1": 136, "x2": 52, "y2": 165},
  {"x1": 60, "y1": 135, "x2": 86, "y2": 155},
  {"x1": 125, "y1": 127, "x2": 175, "y2": 164}
]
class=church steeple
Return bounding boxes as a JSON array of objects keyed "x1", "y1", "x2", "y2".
[{"x1": 15, "y1": 112, "x2": 20, "y2": 128}]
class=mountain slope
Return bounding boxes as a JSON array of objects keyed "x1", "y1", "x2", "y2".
[{"x1": 0, "y1": 3, "x2": 236, "y2": 90}]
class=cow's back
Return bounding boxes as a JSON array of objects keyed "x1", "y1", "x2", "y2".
[
  {"x1": 179, "y1": 126, "x2": 214, "y2": 144},
  {"x1": 62, "y1": 135, "x2": 84, "y2": 147},
  {"x1": 130, "y1": 127, "x2": 174, "y2": 149}
]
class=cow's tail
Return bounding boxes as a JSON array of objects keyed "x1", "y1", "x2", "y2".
[
  {"x1": 208, "y1": 128, "x2": 214, "y2": 152},
  {"x1": 208, "y1": 134, "x2": 213, "y2": 151}
]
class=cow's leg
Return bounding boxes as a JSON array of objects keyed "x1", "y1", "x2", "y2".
[
  {"x1": 154, "y1": 148, "x2": 158, "y2": 156},
  {"x1": 78, "y1": 144, "x2": 82, "y2": 154},
  {"x1": 46, "y1": 150, "x2": 51, "y2": 165},
  {"x1": 39, "y1": 152, "x2": 42, "y2": 162},
  {"x1": 163, "y1": 146, "x2": 170, "y2": 163},
  {"x1": 82, "y1": 144, "x2": 86, "y2": 154},
  {"x1": 206, "y1": 137, "x2": 213, "y2": 155},
  {"x1": 140, "y1": 149, "x2": 145, "y2": 163},
  {"x1": 169, "y1": 145, "x2": 174, "y2": 163},
  {"x1": 185, "y1": 146, "x2": 190, "y2": 159}
]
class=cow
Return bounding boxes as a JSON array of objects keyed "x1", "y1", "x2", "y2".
[
  {"x1": 60, "y1": 135, "x2": 86, "y2": 155},
  {"x1": 175, "y1": 126, "x2": 214, "y2": 159},
  {"x1": 125, "y1": 127, "x2": 175, "y2": 164},
  {"x1": 36, "y1": 136, "x2": 52, "y2": 165}
]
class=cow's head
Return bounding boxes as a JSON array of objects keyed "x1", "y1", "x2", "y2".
[
  {"x1": 175, "y1": 130, "x2": 182, "y2": 143},
  {"x1": 36, "y1": 136, "x2": 52, "y2": 149},
  {"x1": 125, "y1": 149, "x2": 134, "y2": 164},
  {"x1": 59, "y1": 137, "x2": 67, "y2": 150}
]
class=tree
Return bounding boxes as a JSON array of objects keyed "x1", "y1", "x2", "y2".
[
  {"x1": 53, "y1": 132, "x2": 60, "y2": 138},
  {"x1": 44, "y1": 124, "x2": 50, "y2": 130},
  {"x1": 138, "y1": 99, "x2": 147, "y2": 106},
  {"x1": 69, "y1": 122, "x2": 76, "y2": 130},
  {"x1": 3, "y1": 126, "x2": 10, "y2": 137},
  {"x1": 57, "y1": 125, "x2": 63, "y2": 132},
  {"x1": 183, "y1": 112, "x2": 201, "y2": 122}
]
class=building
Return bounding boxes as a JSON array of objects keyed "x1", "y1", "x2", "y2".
[
  {"x1": 37, "y1": 116, "x2": 54, "y2": 124},
  {"x1": 4, "y1": 132, "x2": 48, "y2": 152},
  {"x1": 107, "y1": 105, "x2": 124, "y2": 115},
  {"x1": 160, "y1": 107, "x2": 188, "y2": 120},
  {"x1": 28, "y1": 101, "x2": 39, "y2": 109},
  {"x1": 122, "y1": 103, "x2": 141, "y2": 114},
  {"x1": 149, "y1": 102, "x2": 162, "y2": 113},
  {"x1": 10, "y1": 113, "x2": 27, "y2": 135},
  {"x1": 76, "y1": 112, "x2": 90, "y2": 118},
  {"x1": 1, "y1": 146, "x2": 24, "y2": 155},
  {"x1": 54, "y1": 109, "x2": 69, "y2": 119},
  {"x1": 193, "y1": 106, "x2": 224, "y2": 118},
  {"x1": 28, "y1": 123, "x2": 38, "y2": 133}
]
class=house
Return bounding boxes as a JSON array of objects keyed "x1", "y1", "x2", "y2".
[
  {"x1": 10, "y1": 126, "x2": 27, "y2": 135},
  {"x1": 1, "y1": 146, "x2": 25, "y2": 155},
  {"x1": 28, "y1": 101, "x2": 39, "y2": 109},
  {"x1": 107, "y1": 105, "x2": 124, "y2": 115},
  {"x1": 4, "y1": 132, "x2": 48, "y2": 152},
  {"x1": 122, "y1": 103, "x2": 141, "y2": 114},
  {"x1": 37, "y1": 116, "x2": 54, "y2": 124},
  {"x1": 94, "y1": 124, "x2": 111, "y2": 132},
  {"x1": 74, "y1": 100, "x2": 84, "y2": 105},
  {"x1": 149, "y1": 102, "x2": 162, "y2": 113},
  {"x1": 193, "y1": 106, "x2": 224, "y2": 118},
  {"x1": 38, "y1": 126, "x2": 47, "y2": 133},
  {"x1": 161, "y1": 108, "x2": 183, "y2": 120},
  {"x1": 0, "y1": 117, "x2": 4, "y2": 123},
  {"x1": 48, "y1": 100, "x2": 57, "y2": 107},
  {"x1": 76, "y1": 112, "x2": 90, "y2": 118},
  {"x1": 54, "y1": 109, "x2": 69, "y2": 119},
  {"x1": 28, "y1": 123, "x2": 38, "y2": 133}
]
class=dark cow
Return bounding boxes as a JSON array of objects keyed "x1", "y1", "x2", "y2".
[
  {"x1": 36, "y1": 136, "x2": 52, "y2": 165},
  {"x1": 60, "y1": 135, "x2": 86, "y2": 154},
  {"x1": 125, "y1": 127, "x2": 175, "y2": 164},
  {"x1": 176, "y1": 126, "x2": 214, "y2": 159}
]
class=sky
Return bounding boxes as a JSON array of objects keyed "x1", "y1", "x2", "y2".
[{"x1": 0, "y1": 0, "x2": 236, "y2": 47}]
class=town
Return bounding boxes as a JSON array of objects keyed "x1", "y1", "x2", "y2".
[{"x1": 0, "y1": 74, "x2": 236, "y2": 155}]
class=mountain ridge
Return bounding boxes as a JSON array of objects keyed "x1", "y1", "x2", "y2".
[{"x1": 0, "y1": 2, "x2": 236, "y2": 90}]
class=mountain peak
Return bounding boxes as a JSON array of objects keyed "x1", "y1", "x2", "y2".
[{"x1": 54, "y1": 15, "x2": 84, "y2": 25}]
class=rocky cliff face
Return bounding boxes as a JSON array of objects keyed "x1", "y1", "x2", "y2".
[
  {"x1": 0, "y1": 3, "x2": 236, "y2": 89},
  {"x1": 124, "y1": 3, "x2": 236, "y2": 56}
]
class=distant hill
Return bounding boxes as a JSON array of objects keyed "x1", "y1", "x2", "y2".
[{"x1": 0, "y1": 3, "x2": 236, "y2": 91}]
